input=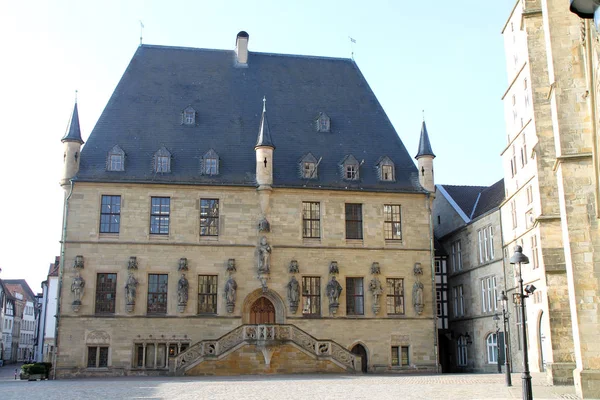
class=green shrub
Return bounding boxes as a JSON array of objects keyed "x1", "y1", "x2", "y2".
[{"x1": 21, "y1": 363, "x2": 49, "y2": 375}]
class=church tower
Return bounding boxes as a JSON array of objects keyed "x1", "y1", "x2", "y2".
[
  {"x1": 60, "y1": 101, "x2": 84, "y2": 190},
  {"x1": 415, "y1": 120, "x2": 435, "y2": 192},
  {"x1": 255, "y1": 97, "x2": 275, "y2": 230}
]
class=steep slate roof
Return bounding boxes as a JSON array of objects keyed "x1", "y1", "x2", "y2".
[
  {"x1": 439, "y1": 179, "x2": 505, "y2": 221},
  {"x1": 415, "y1": 121, "x2": 435, "y2": 159},
  {"x1": 255, "y1": 100, "x2": 275, "y2": 149},
  {"x1": 62, "y1": 103, "x2": 84, "y2": 144},
  {"x1": 76, "y1": 44, "x2": 422, "y2": 193},
  {"x1": 471, "y1": 179, "x2": 505, "y2": 219}
]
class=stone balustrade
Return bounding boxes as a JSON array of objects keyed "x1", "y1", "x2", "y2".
[{"x1": 172, "y1": 324, "x2": 358, "y2": 374}]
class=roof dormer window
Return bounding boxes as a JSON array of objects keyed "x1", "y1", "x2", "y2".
[
  {"x1": 154, "y1": 146, "x2": 171, "y2": 173},
  {"x1": 299, "y1": 153, "x2": 318, "y2": 179},
  {"x1": 377, "y1": 156, "x2": 395, "y2": 182},
  {"x1": 315, "y1": 112, "x2": 330, "y2": 133},
  {"x1": 202, "y1": 149, "x2": 219, "y2": 175},
  {"x1": 341, "y1": 155, "x2": 360, "y2": 181},
  {"x1": 182, "y1": 106, "x2": 196, "y2": 126},
  {"x1": 106, "y1": 145, "x2": 125, "y2": 172}
]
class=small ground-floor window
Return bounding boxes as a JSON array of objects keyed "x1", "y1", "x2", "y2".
[
  {"x1": 87, "y1": 346, "x2": 109, "y2": 368},
  {"x1": 134, "y1": 341, "x2": 190, "y2": 369},
  {"x1": 391, "y1": 346, "x2": 409, "y2": 366},
  {"x1": 457, "y1": 336, "x2": 468, "y2": 366}
]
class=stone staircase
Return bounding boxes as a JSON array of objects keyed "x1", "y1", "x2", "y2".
[{"x1": 171, "y1": 324, "x2": 359, "y2": 375}]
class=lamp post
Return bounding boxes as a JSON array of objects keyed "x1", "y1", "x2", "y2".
[
  {"x1": 499, "y1": 291, "x2": 512, "y2": 386},
  {"x1": 493, "y1": 313, "x2": 502, "y2": 374},
  {"x1": 510, "y1": 245, "x2": 532, "y2": 400}
]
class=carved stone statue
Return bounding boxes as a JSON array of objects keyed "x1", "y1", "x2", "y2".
[
  {"x1": 258, "y1": 236, "x2": 271, "y2": 274},
  {"x1": 329, "y1": 261, "x2": 339, "y2": 275},
  {"x1": 226, "y1": 258, "x2": 236, "y2": 273},
  {"x1": 224, "y1": 276, "x2": 237, "y2": 313},
  {"x1": 125, "y1": 273, "x2": 138, "y2": 305},
  {"x1": 413, "y1": 280, "x2": 424, "y2": 315},
  {"x1": 258, "y1": 217, "x2": 270, "y2": 232},
  {"x1": 288, "y1": 260, "x2": 299, "y2": 274},
  {"x1": 178, "y1": 274, "x2": 189, "y2": 305},
  {"x1": 369, "y1": 277, "x2": 383, "y2": 315},
  {"x1": 71, "y1": 274, "x2": 85, "y2": 305},
  {"x1": 326, "y1": 276, "x2": 342, "y2": 306},
  {"x1": 287, "y1": 276, "x2": 300, "y2": 313}
]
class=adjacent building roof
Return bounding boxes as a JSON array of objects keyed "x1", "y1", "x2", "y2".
[
  {"x1": 415, "y1": 121, "x2": 435, "y2": 159},
  {"x1": 3, "y1": 279, "x2": 36, "y2": 302},
  {"x1": 76, "y1": 44, "x2": 423, "y2": 193},
  {"x1": 438, "y1": 178, "x2": 505, "y2": 222},
  {"x1": 62, "y1": 103, "x2": 84, "y2": 144},
  {"x1": 48, "y1": 256, "x2": 60, "y2": 277}
]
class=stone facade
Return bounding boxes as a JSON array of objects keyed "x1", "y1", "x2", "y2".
[
  {"x1": 501, "y1": 0, "x2": 600, "y2": 396},
  {"x1": 55, "y1": 183, "x2": 436, "y2": 376}
]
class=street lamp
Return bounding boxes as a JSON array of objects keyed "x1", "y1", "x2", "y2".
[
  {"x1": 510, "y1": 245, "x2": 532, "y2": 400},
  {"x1": 498, "y1": 291, "x2": 512, "y2": 387}
]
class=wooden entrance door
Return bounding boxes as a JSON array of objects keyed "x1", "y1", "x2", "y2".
[{"x1": 250, "y1": 297, "x2": 275, "y2": 324}]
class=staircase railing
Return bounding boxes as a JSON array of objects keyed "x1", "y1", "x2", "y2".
[{"x1": 172, "y1": 324, "x2": 358, "y2": 374}]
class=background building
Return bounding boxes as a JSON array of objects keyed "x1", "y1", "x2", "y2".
[
  {"x1": 54, "y1": 32, "x2": 438, "y2": 377},
  {"x1": 36, "y1": 257, "x2": 59, "y2": 362},
  {"x1": 500, "y1": 0, "x2": 600, "y2": 396},
  {"x1": 433, "y1": 180, "x2": 505, "y2": 373}
]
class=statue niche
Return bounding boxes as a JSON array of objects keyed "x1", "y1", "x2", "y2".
[
  {"x1": 257, "y1": 236, "x2": 271, "y2": 274},
  {"x1": 286, "y1": 276, "x2": 300, "y2": 314}
]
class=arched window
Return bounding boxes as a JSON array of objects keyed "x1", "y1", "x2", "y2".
[
  {"x1": 486, "y1": 333, "x2": 498, "y2": 364},
  {"x1": 457, "y1": 335, "x2": 468, "y2": 366}
]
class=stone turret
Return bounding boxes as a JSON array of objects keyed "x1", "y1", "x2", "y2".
[
  {"x1": 255, "y1": 97, "x2": 275, "y2": 231},
  {"x1": 415, "y1": 120, "x2": 435, "y2": 192},
  {"x1": 60, "y1": 101, "x2": 84, "y2": 189}
]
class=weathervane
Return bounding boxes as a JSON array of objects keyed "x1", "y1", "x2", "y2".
[
  {"x1": 348, "y1": 36, "x2": 356, "y2": 60},
  {"x1": 139, "y1": 20, "x2": 144, "y2": 45}
]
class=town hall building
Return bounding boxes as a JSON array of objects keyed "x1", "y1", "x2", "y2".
[{"x1": 55, "y1": 32, "x2": 438, "y2": 377}]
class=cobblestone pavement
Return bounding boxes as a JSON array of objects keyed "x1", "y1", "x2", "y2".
[{"x1": 0, "y1": 365, "x2": 581, "y2": 400}]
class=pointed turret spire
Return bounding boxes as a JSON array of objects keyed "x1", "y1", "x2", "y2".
[
  {"x1": 61, "y1": 101, "x2": 84, "y2": 144},
  {"x1": 415, "y1": 120, "x2": 434, "y2": 159},
  {"x1": 255, "y1": 96, "x2": 275, "y2": 149}
]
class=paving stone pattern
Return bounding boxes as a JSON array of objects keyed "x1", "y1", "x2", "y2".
[{"x1": 0, "y1": 364, "x2": 580, "y2": 400}]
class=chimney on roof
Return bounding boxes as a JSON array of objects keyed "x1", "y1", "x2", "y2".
[{"x1": 235, "y1": 31, "x2": 249, "y2": 66}]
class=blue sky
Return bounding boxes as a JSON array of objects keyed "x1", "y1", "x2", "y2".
[{"x1": 0, "y1": 0, "x2": 513, "y2": 290}]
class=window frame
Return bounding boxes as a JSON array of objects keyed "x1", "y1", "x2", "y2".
[
  {"x1": 198, "y1": 275, "x2": 218, "y2": 314},
  {"x1": 384, "y1": 204, "x2": 402, "y2": 240},
  {"x1": 147, "y1": 274, "x2": 168, "y2": 314},
  {"x1": 302, "y1": 162, "x2": 316, "y2": 179},
  {"x1": 302, "y1": 276, "x2": 321, "y2": 317},
  {"x1": 345, "y1": 203, "x2": 363, "y2": 240},
  {"x1": 531, "y1": 234, "x2": 539, "y2": 269},
  {"x1": 87, "y1": 346, "x2": 109, "y2": 368},
  {"x1": 345, "y1": 277, "x2": 364, "y2": 316},
  {"x1": 200, "y1": 199, "x2": 220, "y2": 237},
  {"x1": 391, "y1": 345, "x2": 409, "y2": 366},
  {"x1": 345, "y1": 164, "x2": 358, "y2": 180},
  {"x1": 109, "y1": 154, "x2": 123, "y2": 171},
  {"x1": 156, "y1": 155, "x2": 170, "y2": 173},
  {"x1": 386, "y1": 278, "x2": 405, "y2": 315},
  {"x1": 457, "y1": 336, "x2": 468, "y2": 366},
  {"x1": 302, "y1": 201, "x2": 321, "y2": 239},
  {"x1": 150, "y1": 197, "x2": 171, "y2": 235},
  {"x1": 486, "y1": 333, "x2": 498, "y2": 364},
  {"x1": 204, "y1": 157, "x2": 218, "y2": 175},
  {"x1": 99, "y1": 195, "x2": 121, "y2": 234},
  {"x1": 95, "y1": 273, "x2": 117, "y2": 314}
]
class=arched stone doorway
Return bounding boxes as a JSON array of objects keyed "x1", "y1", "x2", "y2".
[
  {"x1": 351, "y1": 343, "x2": 368, "y2": 373},
  {"x1": 250, "y1": 297, "x2": 276, "y2": 324},
  {"x1": 242, "y1": 288, "x2": 286, "y2": 324}
]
